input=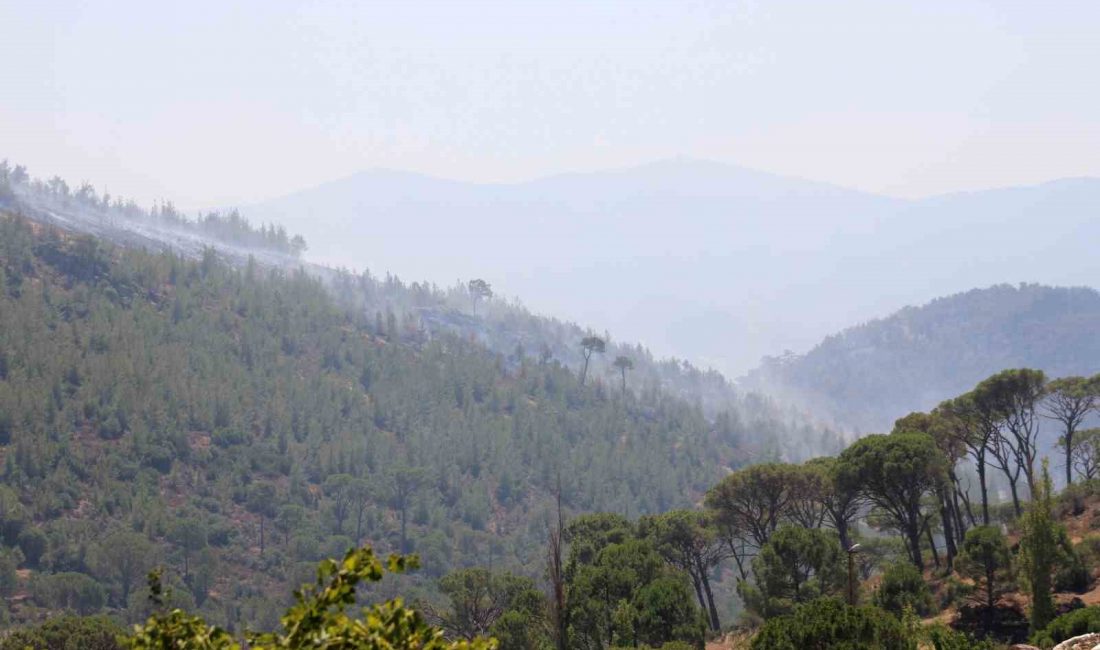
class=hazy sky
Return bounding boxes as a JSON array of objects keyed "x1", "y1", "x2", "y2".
[{"x1": 3, "y1": 1, "x2": 1099, "y2": 207}]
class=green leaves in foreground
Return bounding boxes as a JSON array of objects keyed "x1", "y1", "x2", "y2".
[{"x1": 128, "y1": 546, "x2": 497, "y2": 650}]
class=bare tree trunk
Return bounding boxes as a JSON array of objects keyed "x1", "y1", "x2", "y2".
[
  {"x1": 688, "y1": 572, "x2": 707, "y2": 619},
  {"x1": 991, "y1": 432, "x2": 1025, "y2": 516},
  {"x1": 907, "y1": 521, "x2": 924, "y2": 571},
  {"x1": 985, "y1": 566, "x2": 995, "y2": 633},
  {"x1": 548, "y1": 484, "x2": 568, "y2": 650},
  {"x1": 954, "y1": 479, "x2": 973, "y2": 539},
  {"x1": 698, "y1": 559, "x2": 721, "y2": 632},
  {"x1": 948, "y1": 471, "x2": 969, "y2": 541},
  {"x1": 1022, "y1": 459, "x2": 1036, "y2": 501},
  {"x1": 977, "y1": 455, "x2": 990, "y2": 525},
  {"x1": 727, "y1": 538, "x2": 751, "y2": 581},
  {"x1": 939, "y1": 497, "x2": 957, "y2": 571},
  {"x1": 833, "y1": 512, "x2": 852, "y2": 553},
  {"x1": 1066, "y1": 430, "x2": 1075, "y2": 487},
  {"x1": 925, "y1": 525, "x2": 940, "y2": 569},
  {"x1": 1007, "y1": 476, "x2": 1021, "y2": 517},
  {"x1": 356, "y1": 507, "x2": 365, "y2": 546},
  {"x1": 400, "y1": 507, "x2": 408, "y2": 553}
]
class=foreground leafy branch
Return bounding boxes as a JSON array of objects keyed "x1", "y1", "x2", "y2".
[{"x1": 128, "y1": 546, "x2": 498, "y2": 650}]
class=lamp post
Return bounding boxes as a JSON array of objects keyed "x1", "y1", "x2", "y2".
[{"x1": 847, "y1": 543, "x2": 862, "y2": 606}]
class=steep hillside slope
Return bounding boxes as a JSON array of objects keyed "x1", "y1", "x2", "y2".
[
  {"x1": 0, "y1": 162, "x2": 306, "y2": 265},
  {"x1": 0, "y1": 212, "x2": 778, "y2": 628},
  {"x1": 1, "y1": 161, "x2": 832, "y2": 461},
  {"x1": 745, "y1": 284, "x2": 1100, "y2": 432}
]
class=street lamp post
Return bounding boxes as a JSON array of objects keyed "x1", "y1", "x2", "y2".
[{"x1": 847, "y1": 543, "x2": 862, "y2": 606}]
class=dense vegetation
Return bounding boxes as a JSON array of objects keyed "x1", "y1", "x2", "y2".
[
  {"x1": 746, "y1": 284, "x2": 1100, "y2": 432},
  {"x1": 325, "y1": 272, "x2": 839, "y2": 461},
  {"x1": 15, "y1": 350, "x2": 1098, "y2": 647},
  {"x1": 407, "y1": 365, "x2": 1097, "y2": 649},
  {"x1": 689, "y1": 366, "x2": 1100, "y2": 648},
  {"x1": 0, "y1": 211, "x2": 761, "y2": 630},
  {"x1": 0, "y1": 547, "x2": 495, "y2": 650},
  {"x1": 5, "y1": 181, "x2": 1100, "y2": 648},
  {"x1": 2, "y1": 160, "x2": 839, "y2": 462},
  {"x1": 105, "y1": 364, "x2": 1100, "y2": 648}
]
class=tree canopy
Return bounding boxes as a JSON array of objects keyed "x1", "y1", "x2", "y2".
[{"x1": 837, "y1": 433, "x2": 947, "y2": 569}]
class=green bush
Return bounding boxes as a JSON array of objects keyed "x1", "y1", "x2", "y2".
[
  {"x1": 852, "y1": 536, "x2": 907, "y2": 580},
  {"x1": 0, "y1": 548, "x2": 20, "y2": 597},
  {"x1": 620, "y1": 643, "x2": 697, "y2": 650},
  {"x1": 1054, "y1": 548, "x2": 1091, "y2": 593},
  {"x1": 0, "y1": 614, "x2": 124, "y2": 650},
  {"x1": 1077, "y1": 534, "x2": 1100, "y2": 563},
  {"x1": 18, "y1": 527, "x2": 48, "y2": 566},
  {"x1": 0, "y1": 410, "x2": 12, "y2": 445},
  {"x1": 32, "y1": 572, "x2": 106, "y2": 615},
  {"x1": 491, "y1": 609, "x2": 547, "y2": 650},
  {"x1": 874, "y1": 561, "x2": 934, "y2": 617},
  {"x1": 632, "y1": 576, "x2": 706, "y2": 649},
  {"x1": 925, "y1": 624, "x2": 996, "y2": 650},
  {"x1": 749, "y1": 598, "x2": 914, "y2": 650},
  {"x1": 1030, "y1": 605, "x2": 1100, "y2": 647},
  {"x1": 211, "y1": 428, "x2": 247, "y2": 448},
  {"x1": 938, "y1": 575, "x2": 976, "y2": 610},
  {"x1": 987, "y1": 501, "x2": 1019, "y2": 526},
  {"x1": 741, "y1": 525, "x2": 845, "y2": 618},
  {"x1": 1058, "y1": 480, "x2": 1100, "y2": 517}
]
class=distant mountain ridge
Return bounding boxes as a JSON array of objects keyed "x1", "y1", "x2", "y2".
[
  {"x1": 743, "y1": 283, "x2": 1100, "y2": 432},
  {"x1": 242, "y1": 159, "x2": 1100, "y2": 376}
]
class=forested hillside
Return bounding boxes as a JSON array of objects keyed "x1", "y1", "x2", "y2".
[
  {"x1": 0, "y1": 159, "x2": 834, "y2": 462},
  {"x1": 0, "y1": 161, "x2": 306, "y2": 258},
  {"x1": 0, "y1": 211, "x2": 778, "y2": 629},
  {"x1": 745, "y1": 284, "x2": 1100, "y2": 432}
]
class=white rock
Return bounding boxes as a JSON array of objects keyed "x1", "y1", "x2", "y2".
[{"x1": 1053, "y1": 632, "x2": 1100, "y2": 650}]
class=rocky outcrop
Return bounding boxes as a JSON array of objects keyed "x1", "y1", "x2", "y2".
[{"x1": 1052, "y1": 632, "x2": 1100, "y2": 650}]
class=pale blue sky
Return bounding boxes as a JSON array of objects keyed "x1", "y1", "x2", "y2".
[{"x1": 2, "y1": 1, "x2": 1099, "y2": 207}]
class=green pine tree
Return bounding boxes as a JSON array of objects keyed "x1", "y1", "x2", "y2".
[{"x1": 1018, "y1": 459, "x2": 1061, "y2": 632}]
